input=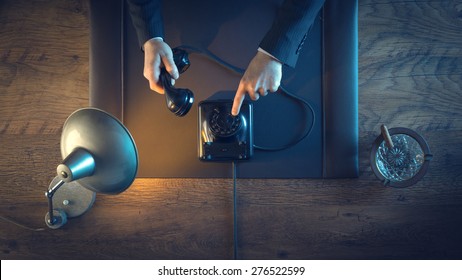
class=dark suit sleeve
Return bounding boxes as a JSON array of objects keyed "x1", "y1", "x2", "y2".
[
  {"x1": 260, "y1": 0, "x2": 325, "y2": 68},
  {"x1": 126, "y1": 0, "x2": 164, "y2": 48}
]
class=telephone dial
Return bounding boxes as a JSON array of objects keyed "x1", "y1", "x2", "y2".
[{"x1": 198, "y1": 99, "x2": 253, "y2": 161}]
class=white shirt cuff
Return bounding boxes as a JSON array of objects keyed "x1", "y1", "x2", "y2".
[{"x1": 257, "y1": 47, "x2": 281, "y2": 62}]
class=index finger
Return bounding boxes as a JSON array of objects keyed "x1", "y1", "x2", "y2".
[
  {"x1": 232, "y1": 83, "x2": 246, "y2": 116},
  {"x1": 161, "y1": 53, "x2": 179, "y2": 80}
]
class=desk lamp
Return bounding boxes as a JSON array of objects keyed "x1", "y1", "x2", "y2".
[{"x1": 44, "y1": 108, "x2": 138, "y2": 229}]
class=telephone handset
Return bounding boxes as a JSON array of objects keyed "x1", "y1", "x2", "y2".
[{"x1": 160, "y1": 48, "x2": 194, "y2": 117}]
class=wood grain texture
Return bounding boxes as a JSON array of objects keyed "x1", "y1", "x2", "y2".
[
  {"x1": 358, "y1": 0, "x2": 462, "y2": 132},
  {"x1": 0, "y1": 0, "x2": 89, "y2": 134},
  {"x1": 1, "y1": 0, "x2": 462, "y2": 259}
]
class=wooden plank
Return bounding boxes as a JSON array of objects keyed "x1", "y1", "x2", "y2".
[
  {"x1": 1, "y1": 178, "x2": 234, "y2": 259},
  {"x1": 358, "y1": 0, "x2": 462, "y2": 132},
  {"x1": 237, "y1": 204, "x2": 462, "y2": 259},
  {"x1": 0, "y1": 0, "x2": 90, "y2": 131}
]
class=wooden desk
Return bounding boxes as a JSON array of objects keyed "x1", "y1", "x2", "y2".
[{"x1": 1, "y1": 0, "x2": 461, "y2": 259}]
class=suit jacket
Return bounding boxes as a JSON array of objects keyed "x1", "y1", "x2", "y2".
[{"x1": 126, "y1": 0, "x2": 325, "y2": 68}]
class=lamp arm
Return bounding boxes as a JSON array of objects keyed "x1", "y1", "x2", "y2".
[{"x1": 45, "y1": 179, "x2": 65, "y2": 225}]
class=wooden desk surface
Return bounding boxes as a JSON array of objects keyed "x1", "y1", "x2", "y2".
[{"x1": 1, "y1": 0, "x2": 462, "y2": 259}]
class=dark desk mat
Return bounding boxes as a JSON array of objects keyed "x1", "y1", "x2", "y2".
[{"x1": 90, "y1": 0, "x2": 358, "y2": 178}]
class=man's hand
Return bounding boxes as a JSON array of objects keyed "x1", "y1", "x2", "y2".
[
  {"x1": 232, "y1": 51, "x2": 282, "y2": 116},
  {"x1": 143, "y1": 38, "x2": 179, "y2": 94}
]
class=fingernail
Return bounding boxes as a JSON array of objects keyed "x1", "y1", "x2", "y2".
[{"x1": 172, "y1": 70, "x2": 179, "y2": 79}]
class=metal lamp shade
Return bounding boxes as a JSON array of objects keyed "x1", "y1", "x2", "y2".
[{"x1": 59, "y1": 108, "x2": 138, "y2": 194}]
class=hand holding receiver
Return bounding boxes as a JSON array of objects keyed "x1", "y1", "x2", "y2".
[
  {"x1": 160, "y1": 68, "x2": 194, "y2": 117},
  {"x1": 160, "y1": 48, "x2": 194, "y2": 117},
  {"x1": 142, "y1": 38, "x2": 179, "y2": 94}
]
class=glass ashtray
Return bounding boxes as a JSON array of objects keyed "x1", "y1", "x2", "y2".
[{"x1": 370, "y1": 127, "x2": 432, "y2": 187}]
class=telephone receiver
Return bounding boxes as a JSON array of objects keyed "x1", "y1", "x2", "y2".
[{"x1": 160, "y1": 48, "x2": 194, "y2": 117}]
